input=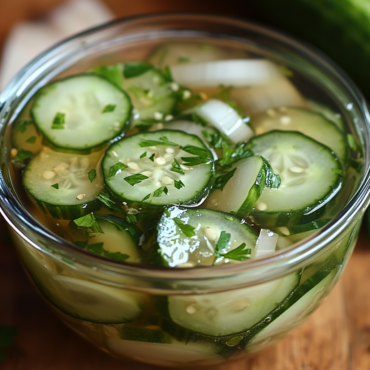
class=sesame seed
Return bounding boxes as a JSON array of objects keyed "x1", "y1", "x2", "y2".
[
  {"x1": 279, "y1": 227, "x2": 290, "y2": 236},
  {"x1": 186, "y1": 304, "x2": 197, "y2": 314},
  {"x1": 11, "y1": 148, "x2": 18, "y2": 158},
  {"x1": 165, "y1": 115, "x2": 173, "y2": 121},
  {"x1": 204, "y1": 227, "x2": 218, "y2": 241},
  {"x1": 42, "y1": 170, "x2": 56, "y2": 180},
  {"x1": 166, "y1": 147, "x2": 175, "y2": 154},
  {"x1": 154, "y1": 157, "x2": 166, "y2": 165},
  {"x1": 180, "y1": 164, "x2": 190, "y2": 171},
  {"x1": 153, "y1": 76, "x2": 160, "y2": 84},
  {"x1": 141, "y1": 171, "x2": 152, "y2": 177},
  {"x1": 76, "y1": 194, "x2": 85, "y2": 200},
  {"x1": 267, "y1": 109, "x2": 276, "y2": 117},
  {"x1": 280, "y1": 116, "x2": 291, "y2": 125},
  {"x1": 170, "y1": 82, "x2": 179, "y2": 91},
  {"x1": 200, "y1": 92, "x2": 208, "y2": 100},
  {"x1": 183, "y1": 90, "x2": 191, "y2": 99},
  {"x1": 162, "y1": 176, "x2": 174, "y2": 185},
  {"x1": 122, "y1": 202, "x2": 127, "y2": 206},
  {"x1": 149, "y1": 146, "x2": 157, "y2": 151},
  {"x1": 290, "y1": 166, "x2": 305, "y2": 173},
  {"x1": 154, "y1": 112, "x2": 163, "y2": 120},
  {"x1": 111, "y1": 151, "x2": 118, "y2": 157},
  {"x1": 256, "y1": 202, "x2": 267, "y2": 211},
  {"x1": 128, "y1": 162, "x2": 140, "y2": 170}
]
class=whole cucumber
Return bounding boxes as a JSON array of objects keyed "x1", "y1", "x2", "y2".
[{"x1": 253, "y1": 0, "x2": 370, "y2": 99}]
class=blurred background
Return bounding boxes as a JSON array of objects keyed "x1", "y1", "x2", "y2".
[{"x1": 1, "y1": 0, "x2": 370, "y2": 369}]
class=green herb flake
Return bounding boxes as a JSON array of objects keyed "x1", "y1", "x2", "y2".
[
  {"x1": 180, "y1": 145, "x2": 213, "y2": 166},
  {"x1": 174, "y1": 179, "x2": 185, "y2": 189},
  {"x1": 162, "y1": 65, "x2": 173, "y2": 82},
  {"x1": 13, "y1": 149, "x2": 33, "y2": 163},
  {"x1": 149, "y1": 153, "x2": 155, "y2": 162},
  {"x1": 51, "y1": 183, "x2": 59, "y2": 189},
  {"x1": 153, "y1": 186, "x2": 168, "y2": 197},
  {"x1": 332, "y1": 168, "x2": 343, "y2": 175},
  {"x1": 171, "y1": 158, "x2": 185, "y2": 175},
  {"x1": 51, "y1": 112, "x2": 66, "y2": 129},
  {"x1": 102, "y1": 104, "x2": 116, "y2": 113},
  {"x1": 26, "y1": 136, "x2": 36, "y2": 143},
  {"x1": 140, "y1": 152, "x2": 147, "y2": 159},
  {"x1": 173, "y1": 218, "x2": 196, "y2": 237},
  {"x1": 123, "y1": 62, "x2": 152, "y2": 78},
  {"x1": 219, "y1": 142, "x2": 253, "y2": 167},
  {"x1": 87, "y1": 242, "x2": 104, "y2": 254},
  {"x1": 97, "y1": 190, "x2": 124, "y2": 214},
  {"x1": 224, "y1": 215, "x2": 234, "y2": 221},
  {"x1": 103, "y1": 251, "x2": 130, "y2": 262},
  {"x1": 15, "y1": 120, "x2": 32, "y2": 133},
  {"x1": 214, "y1": 168, "x2": 236, "y2": 191},
  {"x1": 124, "y1": 174, "x2": 149, "y2": 186},
  {"x1": 73, "y1": 213, "x2": 103, "y2": 233},
  {"x1": 215, "y1": 231, "x2": 231, "y2": 255},
  {"x1": 222, "y1": 243, "x2": 252, "y2": 261},
  {"x1": 92, "y1": 65, "x2": 122, "y2": 87},
  {"x1": 178, "y1": 56, "x2": 190, "y2": 63},
  {"x1": 109, "y1": 162, "x2": 128, "y2": 177},
  {"x1": 74, "y1": 241, "x2": 88, "y2": 249},
  {"x1": 88, "y1": 169, "x2": 97, "y2": 183},
  {"x1": 263, "y1": 159, "x2": 281, "y2": 189},
  {"x1": 164, "y1": 209, "x2": 170, "y2": 217},
  {"x1": 142, "y1": 193, "x2": 151, "y2": 202},
  {"x1": 347, "y1": 133, "x2": 358, "y2": 151}
]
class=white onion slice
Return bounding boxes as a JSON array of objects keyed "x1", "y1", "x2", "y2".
[
  {"x1": 171, "y1": 59, "x2": 283, "y2": 88},
  {"x1": 255, "y1": 229, "x2": 278, "y2": 258},
  {"x1": 189, "y1": 99, "x2": 254, "y2": 143},
  {"x1": 231, "y1": 77, "x2": 306, "y2": 115}
]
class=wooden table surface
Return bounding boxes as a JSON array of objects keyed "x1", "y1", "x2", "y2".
[{"x1": 1, "y1": 217, "x2": 370, "y2": 370}]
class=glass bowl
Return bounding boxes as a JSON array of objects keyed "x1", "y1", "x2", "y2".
[{"x1": 0, "y1": 13, "x2": 370, "y2": 368}]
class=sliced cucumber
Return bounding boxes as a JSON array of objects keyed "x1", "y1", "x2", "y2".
[
  {"x1": 70, "y1": 214, "x2": 142, "y2": 263},
  {"x1": 155, "y1": 207, "x2": 257, "y2": 267},
  {"x1": 248, "y1": 131, "x2": 342, "y2": 227},
  {"x1": 31, "y1": 74, "x2": 132, "y2": 151},
  {"x1": 168, "y1": 271, "x2": 300, "y2": 336},
  {"x1": 306, "y1": 99, "x2": 345, "y2": 131},
  {"x1": 11, "y1": 119, "x2": 43, "y2": 154},
  {"x1": 45, "y1": 275, "x2": 143, "y2": 323},
  {"x1": 204, "y1": 156, "x2": 266, "y2": 217},
  {"x1": 251, "y1": 108, "x2": 347, "y2": 164},
  {"x1": 147, "y1": 42, "x2": 247, "y2": 68},
  {"x1": 188, "y1": 99, "x2": 254, "y2": 143},
  {"x1": 245, "y1": 265, "x2": 339, "y2": 352},
  {"x1": 107, "y1": 337, "x2": 224, "y2": 367},
  {"x1": 23, "y1": 148, "x2": 104, "y2": 219},
  {"x1": 229, "y1": 77, "x2": 306, "y2": 115},
  {"x1": 102, "y1": 130, "x2": 214, "y2": 207},
  {"x1": 121, "y1": 63, "x2": 176, "y2": 123}
]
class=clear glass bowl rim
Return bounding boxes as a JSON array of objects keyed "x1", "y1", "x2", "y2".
[{"x1": 1, "y1": 13, "x2": 370, "y2": 287}]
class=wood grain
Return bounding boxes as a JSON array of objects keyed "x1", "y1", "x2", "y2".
[{"x1": 1, "y1": 221, "x2": 369, "y2": 369}]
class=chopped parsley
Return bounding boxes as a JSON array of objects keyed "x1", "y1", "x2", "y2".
[
  {"x1": 212, "y1": 86, "x2": 244, "y2": 116},
  {"x1": 75, "y1": 240, "x2": 129, "y2": 262},
  {"x1": 171, "y1": 158, "x2": 185, "y2": 175},
  {"x1": 109, "y1": 162, "x2": 127, "y2": 177},
  {"x1": 174, "y1": 179, "x2": 185, "y2": 189},
  {"x1": 87, "y1": 242, "x2": 104, "y2": 254},
  {"x1": 214, "y1": 231, "x2": 231, "y2": 255},
  {"x1": 347, "y1": 133, "x2": 358, "y2": 151},
  {"x1": 73, "y1": 213, "x2": 103, "y2": 233},
  {"x1": 263, "y1": 159, "x2": 281, "y2": 189},
  {"x1": 149, "y1": 153, "x2": 155, "y2": 162},
  {"x1": 202, "y1": 129, "x2": 231, "y2": 149},
  {"x1": 153, "y1": 186, "x2": 168, "y2": 197},
  {"x1": 213, "y1": 168, "x2": 237, "y2": 191},
  {"x1": 123, "y1": 62, "x2": 152, "y2": 78},
  {"x1": 51, "y1": 112, "x2": 66, "y2": 129},
  {"x1": 332, "y1": 168, "x2": 343, "y2": 175},
  {"x1": 103, "y1": 251, "x2": 130, "y2": 262},
  {"x1": 162, "y1": 65, "x2": 173, "y2": 82},
  {"x1": 140, "y1": 151, "x2": 147, "y2": 159},
  {"x1": 51, "y1": 183, "x2": 59, "y2": 189},
  {"x1": 142, "y1": 193, "x2": 151, "y2": 202},
  {"x1": 26, "y1": 136, "x2": 36, "y2": 143},
  {"x1": 13, "y1": 149, "x2": 33, "y2": 163},
  {"x1": 124, "y1": 174, "x2": 149, "y2": 186},
  {"x1": 173, "y1": 218, "x2": 196, "y2": 237},
  {"x1": 218, "y1": 142, "x2": 253, "y2": 167},
  {"x1": 102, "y1": 104, "x2": 116, "y2": 113},
  {"x1": 139, "y1": 136, "x2": 179, "y2": 148},
  {"x1": 181, "y1": 145, "x2": 213, "y2": 166},
  {"x1": 92, "y1": 65, "x2": 122, "y2": 87},
  {"x1": 164, "y1": 209, "x2": 170, "y2": 217},
  {"x1": 15, "y1": 120, "x2": 32, "y2": 133},
  {"x1": 88, "y1": 169, "x2": 97, "y2": 183}
]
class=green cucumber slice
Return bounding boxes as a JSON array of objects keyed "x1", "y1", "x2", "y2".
[
  {"x1": 248, "y1": 131, "x2": 342, "y2": 227},
  {"x1": 102, "y1": 130, "x2": 214, "y2": 207},
  {"x1": 11, "y1": 119, "x2": 43, "y2": 154},
  {"x1": 168, "y1": 271, "x2": 300, "y2": 336},
  {"x1": 155, "y1": 207, "x2": 257, "y2": 267},
  {"x1": 107, "y1": 338, "x2": 224, "y2": 367},
  {"x1": 45, "y1": 276, "x2": 143, "y2": 323},
  {"x1": 23, "y1": 148, "x2": 104, "y2": 219},
  {"x1": 121, "y1": 63, "x2": 176, "y2": 123},
  {"x1": 70, "y1": 214, "x2": 142, "y2": 263},
  {"x1": 251, "y1": 107, "x2": 347, "y2": 164},
  {"x1": 245, "y1": 265, "x2": 339, "y2": 352},
  {"x1": 147, "y1": 42, "x2": 247, "y2": 68},
  {"x1": 31, "y1": 74, "x2": 131, "y2": 151},
  {"x1": 204, "y1": 156, "x2": 266, "y2": 216}
]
